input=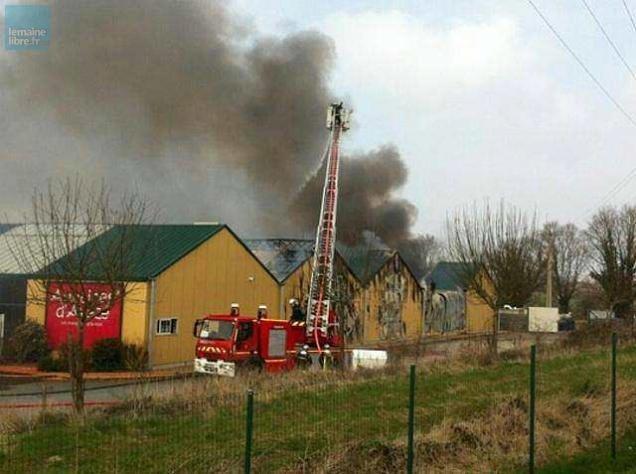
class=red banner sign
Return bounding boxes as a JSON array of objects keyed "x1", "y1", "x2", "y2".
[{"x1": 45, "y1": 282, "x2": 123, "y2": 349}]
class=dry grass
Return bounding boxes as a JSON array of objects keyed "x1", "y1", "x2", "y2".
[
  {"x1": 103, "y1": 366, "x2": 403, "y2": 416},
  {"x1": 2, "y1": 330, "x2": 634, "y2": 473},
  {"x1": 300, "y1": 382, "x2": 636, "y2": 473},
  {"x1": 0, "y1": 327, "x2": 625, "y2": 432}
]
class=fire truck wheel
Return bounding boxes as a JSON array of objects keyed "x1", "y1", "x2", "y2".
[{"x1": 246, "y1": 355, "x2": 264, "y2": 372}]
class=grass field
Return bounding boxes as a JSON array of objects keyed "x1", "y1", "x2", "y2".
[
  {"x1": 2, "y1": 341, "x2": 636, "y2": 473},
  {"x1": 537, "y1": 428, "x2": 636, "y2": 473}
]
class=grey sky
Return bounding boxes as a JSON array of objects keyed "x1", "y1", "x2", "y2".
[
  {"x1": 235, "y1": 0, "x2": 636, "y2": 235},
  {"x1": 2, "y1": 0, "x2": 636, "y2": 238}
]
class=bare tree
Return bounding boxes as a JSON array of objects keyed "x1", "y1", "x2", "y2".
[
  {"x1": 396, "y1": 234, "x2": 442, "y2": 281},
  {"x1": 587, "y1": 205, "x2": 636, "y2": 318},
  {"x1": 542, "y1": 222, "x2": 589, "y2": 314},
  {"x1": 446, "y1": 201, "x2": 545, "y2": 352},
  {"x1": 5, "y1": 177, "x2": 153, "y2": 414}
]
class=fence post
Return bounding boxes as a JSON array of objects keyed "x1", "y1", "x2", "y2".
[
  {"x1": 529, "y1": 344, "x2": 536, "y2": 474},
  {"x1": 611, "y1": 332, "x2": 617, "y2": 461},
  {"x1": 407, "y1": 364, "x2": 416, "y2": 474},
  {"x1": 244, "y1": 389, "x2": 254, "y2": 474}
]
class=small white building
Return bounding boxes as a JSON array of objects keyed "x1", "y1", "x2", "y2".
[{"x1": 528, "y1": 307, "x2": 560, "y2": 333}]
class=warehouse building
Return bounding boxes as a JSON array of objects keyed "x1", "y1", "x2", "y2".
[
  {"x1": 423, "y1": 261, "x2": 467, "y2": 334},
  {"x1": 343, "y1": 249, "x2": 424, "y2": 342},
  {"x1": 27, "y1": 224, "x2": 281, "y2": 368},
  {"x1": 25, "y1": 226, "x2": 429, "y2": 367},
  {"x1": 425, "y1": 261, "x2": 493, "y2": 334}
]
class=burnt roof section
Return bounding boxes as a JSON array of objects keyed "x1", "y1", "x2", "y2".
[
  {"x1": 424, "y1": 261, "x2": 474, "y2": 291},
  {"x1": 244, "y1": 239, "x2": 315, "y2": 283},
  {"x1": 244, "y1": 238, "x2": 361, "y2": 284}
]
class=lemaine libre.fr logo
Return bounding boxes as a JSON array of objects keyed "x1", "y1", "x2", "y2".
[{"x1": 5, "y1": 5, "x2": 50, "y2": 51}]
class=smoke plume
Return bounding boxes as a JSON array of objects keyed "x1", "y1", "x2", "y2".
[
  {"x1": 291, "y1": 145, "x2": 416, "y2": 246},
  {"x1": 0, "y1": 0, "x2": 418, "y2": 247}
]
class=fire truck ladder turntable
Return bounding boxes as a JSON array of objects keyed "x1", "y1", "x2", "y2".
[{"x1": 306, "y1": 103, "x2": 351, "y2": 347}]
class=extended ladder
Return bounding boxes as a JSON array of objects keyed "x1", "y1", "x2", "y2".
[{"x1": 306, "y1": 103, "x2": 350, "y2": 340}]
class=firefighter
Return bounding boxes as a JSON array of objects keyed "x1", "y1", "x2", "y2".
[
  {"x1": 257, "y1": 305, "x2": 267, "y2": 320},
  {"x1": 296, "y1": 344, "x2": 312, "y2": 369},
  {"x1": 289, "y1": 298, "x2": 305, "y2": 323},
  {"x1": 319, "y1": 344, "x2": 334, "y2": 370},
  {"x1": 230, "y1": 303, "x2": 240, "y2": 316}
]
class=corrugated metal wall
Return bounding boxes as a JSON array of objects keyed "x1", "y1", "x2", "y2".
[{"x1": 150, "y1": 228, "x2": 280, "y2": 366}]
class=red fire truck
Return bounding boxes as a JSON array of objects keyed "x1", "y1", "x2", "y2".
[{"x1": 192, "y1": 313, "x2": 341, "y2": 376}]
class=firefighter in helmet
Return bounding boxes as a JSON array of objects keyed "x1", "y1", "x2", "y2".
[
  {"x1": 296, "y1": 343, "x2": 312, "y2": 369},
  {"x1": 319, "y1": 344, "x2": 334, "y2": 370},
  {"x1": 289, "y1": 298, "x2": 305, "y2": 323},
  {"x1": 230, "y1": 303, "x2": 240, "y2": 316},
  {"x1": 257, "y1": 305, "x2": 267, "y2": 320}
]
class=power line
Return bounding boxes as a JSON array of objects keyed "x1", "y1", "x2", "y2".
[
  {"x1": 526, "y1": 0, "x2": 636, "y2": 128},
  {"x1": 526, "y1": 0, "x2": 636, "y2": 223},
  {"x1": 581, "y1": 0, "x2": 636, "y2": 83},
  {"x1": 579, "y1": 168, "x2": 636, "y2": 218},
  {"x1": 622, "y1": 0, "x2": 636, "y2": 36}
]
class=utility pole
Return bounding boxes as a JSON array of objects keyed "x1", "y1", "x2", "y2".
[{"x1": 546, "y1": 237, "x2": 553, "y2": 308}]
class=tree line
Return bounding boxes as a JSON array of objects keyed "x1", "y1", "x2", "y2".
[{"x1": 446, "y1": 201, "x2": 636, "y2": 321}]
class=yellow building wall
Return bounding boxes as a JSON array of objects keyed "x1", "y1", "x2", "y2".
[
  {"x1": 465, "y1": 290, "x2": 494, "y2": 333},
  {"x1": 280, "y1": 259, "x2": 312, "y2": 320},
  {"x1": 121, "y1": 283, "x2": 150, "y2": 346},
  {"x1": 465, "y1": 272, "x2": 496, "y2": 334},
  {"x1": 25, "y1": 280, "x2": 45, "y2": 325},
  {"x1": 360, "y1": 255, "x2": 423, "y2": 343},
  {"x1": 150, "y1": 228, "x2": 280, "y2": 367}
]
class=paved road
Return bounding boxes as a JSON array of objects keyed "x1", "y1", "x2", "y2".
[{"x1": 0, "y1": 376, "x2": 192, "y2": 417}]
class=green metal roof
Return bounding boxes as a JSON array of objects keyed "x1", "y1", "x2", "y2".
[
  {"x1": 48, "y1": 224, "x2": 225, "y2": 281},
  {"x1": 128, "y1": 224, "x2": 225, "y2": 279},
  {"x1": 0, "y1": 224, "x2": 17, "y2": 236},
  {"x1": 424, "y1": 261, "x2": 472, "y2": 291}
]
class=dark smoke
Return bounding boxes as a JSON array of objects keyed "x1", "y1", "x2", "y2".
[
  {"x1": 0, "y1": 0, "x2": 418, "y2": 249},
  {"x1": 291, "y1": 145, "x2": 417, "y2": 246}
]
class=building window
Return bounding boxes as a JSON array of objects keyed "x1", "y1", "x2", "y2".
[{"x1": 156, "y1": 318, "x2": 178, "y2": 335}]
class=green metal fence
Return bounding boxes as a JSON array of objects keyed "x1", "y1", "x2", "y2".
[{"x1": 1, "y1": 331, "x2": 635, "y2": 473}]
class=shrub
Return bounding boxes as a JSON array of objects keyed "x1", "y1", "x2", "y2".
[
  {"x1": 123, "y1": 343, "x2": 149, "y2": 371},
  {"x1": 36, "y1": 340, "x2": 90, "y2": 373},
  {"x1": 7, "y1": 321, "x2": 49, "y2": 363},
  {"x1": 57, "y1": 340, "x2": 92, "y2": 372},
  {"x1": 91, "y1": 338, "x2": 124, "y2": 372},
  {"x1": 37, "y1": 354, "x2": 66, "y2": 372},
  {"x1": 562, "y1": 321, "x2": 613, "y2": 349}
]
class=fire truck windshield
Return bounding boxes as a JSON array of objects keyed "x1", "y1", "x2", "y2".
[{"x1": 199, "y1": 320, "x2": 234, "y2": 340}]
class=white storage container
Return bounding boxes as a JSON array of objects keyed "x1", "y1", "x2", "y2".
[
  {"x1": 528, "y1": 307, "x2": 560, "y2": 333},
  {"x1": 350, "y1": 349, "x2": 388, "y2": 370}
]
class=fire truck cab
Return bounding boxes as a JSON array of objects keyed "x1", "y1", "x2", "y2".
[{"x1": 193, "y1": 314, "x2": 311, "y2": 376}]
